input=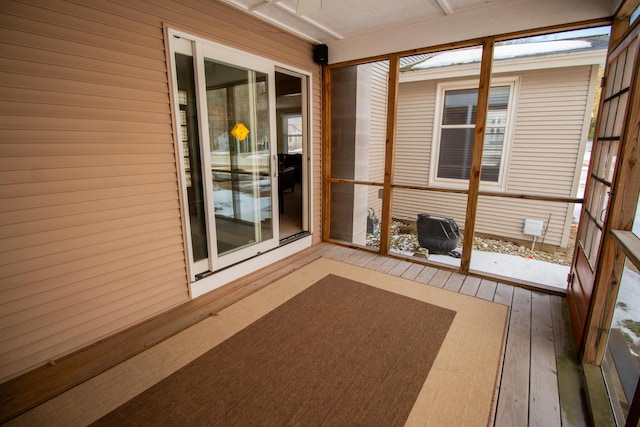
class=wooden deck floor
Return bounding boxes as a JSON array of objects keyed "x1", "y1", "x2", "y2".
[
  {"x1": 319, "y1": 244, "x2": 590, "y2": 427},
  {"x1": 1, "y1": 242, "x2": 590, "y2": 425}
]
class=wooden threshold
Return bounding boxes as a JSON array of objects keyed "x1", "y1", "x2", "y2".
[{"x1": 0, "y1": 243, "x2": 335, "y2": 424}]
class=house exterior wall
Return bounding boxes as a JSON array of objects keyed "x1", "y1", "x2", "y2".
[
  {"x1": 393, "y1": 64, "x2": 597, "y2": 247},
  {"x1": 0, "y1": 0, "x2": 321, "y2": 382}
]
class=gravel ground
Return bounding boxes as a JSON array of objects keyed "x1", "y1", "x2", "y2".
[
  {"x1": 366, "y1": 221, "x2": 574, "y2": 266},
  {"x1": 469, "y1": 236, "x2": 573, "y2": 266}
]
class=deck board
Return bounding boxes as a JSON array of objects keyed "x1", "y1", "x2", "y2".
[
  {"x1": 530, "y1": 292, "x2": 561, "y2": 426},
  {"x1": 476, "y1": 279, "x2": 498, "y2": 301},
  {"x1": 550, "y1": 296, "x2": 589, "y2": 427},
  {"x1": 443, "y1": 272, "x2": 466, "y2": 292},
  {"x1": 495, "y1": 286, "x2": 532, "y2": 427},
  {"x1": 376, "y1": 257, "x2": 401, "y2": 273},
  {"x1": 400, "y1": 262, "x2": 425, "y2": 280},
  {"x1": 460, "y1": 275, "x2": 482, "y2": 296},
  {"x1": 494, "y1": 282, "x2": 515, "y2": 306},
  {"x1": 388, "y1": 259, "x2": 413, "y2": 277},
  {"x1": 361, "y1": 254, "x2": 388, "y2": 270},
  {"x1": 428, "y1": 269, "x2": 452, "y2": 288},
  {"x1": 413, "y1": 265, "x2": 439, "y2": 284},
  {"x1": 351, "y1": 250, "x2": 378, "y2": 266}
]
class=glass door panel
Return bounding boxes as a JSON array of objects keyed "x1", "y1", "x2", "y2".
[
  {"x1": 174, "y1": 51, "x2": 210, "y2": 275},
  {"x1": 568, "y1": 28, "x2": 635, "y2": 349},
  {"x1": 203, "y1": 58, "x2": 277, "y2": 269}
]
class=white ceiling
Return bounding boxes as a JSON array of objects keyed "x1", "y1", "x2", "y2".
[{"x1": 219, "y1": 0, "x2": 617, "y2": 63}]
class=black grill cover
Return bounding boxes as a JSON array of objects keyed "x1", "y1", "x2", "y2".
[{"x1": 416, "y1": 214, "x2": 461, "y2": 254}]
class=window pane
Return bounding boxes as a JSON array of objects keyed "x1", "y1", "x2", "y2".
[
  {"x1": 286, "y1": 115, "x2": 303, "y2": 153},
  {"x1": 437, "y1": 128, "x2": 475, "y2": 179},
  {"x1": 482, "y1": 128, "x2": 504, "y2": 182},
  {"x1": 487, "y1": 86, "x2": 510, "y2": 125},
  {"x1": 437, "y1": 85, "x2": 511, "y2": 183},
  {"x1": 437, "y1": 127, "x2": 504, "y2": 182},
  {"x1": 175, "y1": 52, "x2": 208, "y2": 262},
  {"x1": 443, "y1": 88, "x2": 478, "y2": 125},
  {"x1": 486, "y1": 109, "x2": 507, "y2": 125}
]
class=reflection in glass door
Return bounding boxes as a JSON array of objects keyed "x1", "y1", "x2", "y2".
[
  {"x1": 204, "y1": 59, "x2": 273, "y2": 258},
  {"x1": 175, "y1": 52, "x2": 209, "y2": 273}
]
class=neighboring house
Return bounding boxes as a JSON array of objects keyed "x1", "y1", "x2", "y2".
[{"x1": 389, "y1": 35, "x2": 608, "y2": 248}]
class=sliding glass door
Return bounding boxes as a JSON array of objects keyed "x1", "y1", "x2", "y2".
[
  {"x1": 204, "y1": 59, "x2": 275, "y2": 262},
  {"x1": 172, "y1": 34, "x2": 279, "y2": 279}
]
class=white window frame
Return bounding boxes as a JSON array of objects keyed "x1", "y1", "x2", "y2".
[{"x1": 429, "y1": 77, "x2": 519, "y2": 191}]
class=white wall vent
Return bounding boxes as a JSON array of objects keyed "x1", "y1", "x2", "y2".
[{"x1": 523, "y1": 219, "x2": 544, "y2": 237}]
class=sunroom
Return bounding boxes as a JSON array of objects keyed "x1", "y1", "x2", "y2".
[{"x1": 1, "y1": 0, "x2": 640, "y2": 425}]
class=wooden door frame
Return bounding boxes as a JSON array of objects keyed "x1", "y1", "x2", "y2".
[
  {"x1": 580, "y1": 14, "x2": 640, "y2": 364},
  {"x1": 566, "y1": 21, "x2": 622, "y2": 354}
]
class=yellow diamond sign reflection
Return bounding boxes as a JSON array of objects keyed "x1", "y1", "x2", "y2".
[{"x1": 231, "y1": 123, "x2": 250, "y2": 141}]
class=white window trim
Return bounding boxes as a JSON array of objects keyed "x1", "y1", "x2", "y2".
[{"x1": 429, "y1": 76, "x2": 519, "y2": 191}]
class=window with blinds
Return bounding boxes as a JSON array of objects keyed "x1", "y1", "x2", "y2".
[{"x1": 433, "y1": 82, "x2": 515, "y2": 186}]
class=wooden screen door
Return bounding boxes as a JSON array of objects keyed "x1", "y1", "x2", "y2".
[{"x1": 567, "y1": 23, "x2": 640, "y2": 351}]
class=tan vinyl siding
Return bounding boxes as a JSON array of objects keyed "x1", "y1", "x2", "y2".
[
  {"x1": 0, "y1": 0, "x2": 321, "y2": 381},
  {"x1": 393, "y1": 188, "x2": 468, "y2": 226},
  {"x1": 506, "y1": 66, "x2": 593, "y2": 196},
  {"x1": 474, "y1": 196, "x2": 573, "y2": 247},
  {"x1": 394, "y1": 65, "x2": 595, "y2": 247},
  {"x1": 394, "y1": 79, "x2": 436, "y2": 186}
]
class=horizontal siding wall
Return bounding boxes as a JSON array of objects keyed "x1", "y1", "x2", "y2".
[
  {"x1": 393, "y1": 188, "x2": 468, "y2": 226},
  {"x1": 475, "y1": 196, "x2": 574, "y2": 247},
  {"x1": 0, "y1": 0, "x2": 321, "y2": 382},
  {"x1": 393, "y1": 66, "x2": 594, "y2": 247},
  {"x1": 394, "y1": 79, "x2": 436, "y2": 187},
  {"x1": 507, "y1": 66, "x2": 593, "y2": 197}
]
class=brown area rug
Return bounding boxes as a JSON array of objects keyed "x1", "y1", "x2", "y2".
[{"x1": 92, "y1": 274, "x2": 456, "y2": 426}]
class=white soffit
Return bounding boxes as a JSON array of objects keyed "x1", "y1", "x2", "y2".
[{"x1": 217, "y1": 0, "x2": 615, "y2": 63}]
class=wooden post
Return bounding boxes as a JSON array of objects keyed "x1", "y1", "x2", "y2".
[
  {"x1": 460, "y1": 37, "x2": 495, "y2": 273},
  {"x1": 379, "y1": 55, "x2": 400, "y2": 255},
  {"x1": 321, "y1": 65, "x2": 332, "y2": 241}
]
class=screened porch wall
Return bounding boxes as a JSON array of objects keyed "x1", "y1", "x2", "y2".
[{"x1": 328, "y1": 60, "x2": 388, "y2": 247}]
